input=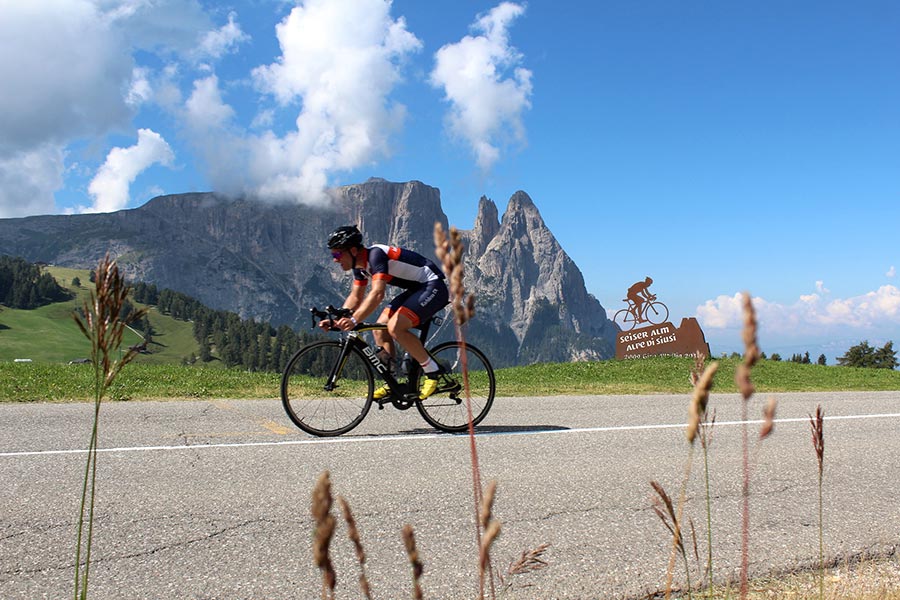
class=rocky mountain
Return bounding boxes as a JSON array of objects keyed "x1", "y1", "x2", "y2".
[{"x1": 0, "y1": 179, "x2": 617, "y2": 366}]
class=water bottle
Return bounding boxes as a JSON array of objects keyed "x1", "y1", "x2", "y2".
[{"x1": 400, "y1": 352, "x2": 413, "y2": 378}]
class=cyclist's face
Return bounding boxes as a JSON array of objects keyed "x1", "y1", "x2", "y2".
[{"x1": 331, "y1": 248, "x2": 353, "y2": 270}]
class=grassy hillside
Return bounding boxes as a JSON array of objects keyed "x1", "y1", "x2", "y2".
[{"x1": 0, "y1": 266, "x2": 202, "y2": 365}]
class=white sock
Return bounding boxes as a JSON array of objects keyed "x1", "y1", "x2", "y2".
[{"x1": 420, "y1": 358, "x2": 439, "y2": 373}]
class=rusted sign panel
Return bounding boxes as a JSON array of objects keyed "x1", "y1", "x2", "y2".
[{"x1": 613, "y1": 278, "x2": 711, "y2": 359}]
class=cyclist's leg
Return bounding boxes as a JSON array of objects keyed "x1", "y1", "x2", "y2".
[
  {"x1": 371, "y1": 306, "x2": 398, "y2": 399},
  {"x1": 387, "y1": 281, "x2": 449, "y2": 398},
  {"x1": 372, "y1": 307, "x2": 395, "y2": 360}
]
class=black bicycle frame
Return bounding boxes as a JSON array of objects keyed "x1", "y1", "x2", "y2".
[{"x1": 325, "y1": 316, "x2": 439, "y2": 406}]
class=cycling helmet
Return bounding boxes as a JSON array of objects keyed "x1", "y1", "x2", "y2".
[{"x1": 327, "y1": 225, "x2": 363, "y2": 249}]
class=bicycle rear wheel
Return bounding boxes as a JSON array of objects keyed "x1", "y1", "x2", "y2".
[
  {"x1": 281, "y1": 340, "x2": 374, "y2": 436},
  {"x1": 416, "y1": 341, "x2": 495, "y2": 433},
  {"x1": 613, "y1": 308, "x2": 635, "y2": 331}
]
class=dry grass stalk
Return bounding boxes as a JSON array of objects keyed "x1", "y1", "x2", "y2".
[
  {"x1": 740, "y1": 293, "x2": 760, "y2": 368},
  {"x1": 810, "y1": 405, "x2": 825, "y2": 475},
  {"x1": 433, "y1": 223, "x2": 475, "y2": 325},
  {"x1": 689, "y1": 350, "x2": 706, "y2": 386},
  {"x1": 652, "y1": 479, "x2": 694, "y2": 599},
  {"x1": 72, "y1": 253, "x2": 147, "y2": 390},
  {"x1": 478, "y1": 480, "x2": 501, "y2": 599},
  {"x1": 72, "y1": 253, "x2": 146, "y2": 600},
  {"x1": 435, "y1": 221, "x2": 496, "y2": 596},
  {"x1": 736, "y1": 291, "x2": 759, "y2": 600},
  {"x1": 759, "y1": 396, "x2": 777, "y2": 440},
  {"x1": 505, "y1": 543, "x2": 551, "y2": 578},
  {"x1": 699, "y1": 409, "x2": 716, "y2": 451},
  {"x1": 735, "y1": 293, "x2": 760, "y2": 401},
  {"x1": 402, "y1": 524, "x2": 424, "y2": 600},
  {"x1": 810, "y1": 404, "x2": 826, "y2": 600},
  {"x1": 338, "y1": 496, "x2": 372, "y2": 600},
  {"x1": 651, "y1": 481, "x2": 685, "y2": 556},
  {"x1": 687, "y1": 362, "x2": 719, "y2": 444},
  {"x1": 312, "y1": 472, "x2": 337, "y2": 600}
]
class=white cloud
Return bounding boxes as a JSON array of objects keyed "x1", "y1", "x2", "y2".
[
  {"x1": 84, "y1": 129, "x2": 174, "y2": 213},
  {"x1": 698, "y1": 285, "x2": 900, "y2": 336},
  {"x1": 100, "y1": 0, "x2": 213, "y2": 56},
  {"x1": 815, "y1": 280, "x2": 829, "y2": 294},
  {"x1": 430, "y1": 1, "x2": 532, "y2": 171},
  {"x1": 186, "y1": 75, "x2": 237, "y2": 130},
  {"x1": 193, "y1": 11, "x2": 250, "y2": 62},
  {"x1": 0, "y1": 0, "x2": 241, "y2": 215},
  {"x1": 888, "y1": 266, "x2": 896, "y2": 278},
  {"x1": 127, "y1": 67, "x2": 154, "y2": 107},
  {"x1": 0, "y1": 145, "x2": 66, "y2": 218},
  {"x1": 182, "y1": 0, "x2": 423, "y2": 204},
  {"x1": 0, "y1": 0, "x2": 133, "y2": 153}
]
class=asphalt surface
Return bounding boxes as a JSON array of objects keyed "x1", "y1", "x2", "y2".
[{"x1": 2, "y1": 391, "x2": 899, "y2": 599}]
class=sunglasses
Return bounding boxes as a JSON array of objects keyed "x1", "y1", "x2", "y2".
[{"x1": 331, "y1": 250, "x2": 343, "y2": 259}]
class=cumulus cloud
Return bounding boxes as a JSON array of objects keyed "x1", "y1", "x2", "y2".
[
  {"x1": 0, "y1": 0, "x2": 132, "y2": 153},
  {"x1": 0, "y1": 145, "x2": 66, "y2": 218},
  {"x1": 815, "y1": 280, "x2": 829, "y2": 294},
  {"x1": 181, "y1": 0, "x2": 422, "y2": 204},
  {"x1": 84, "y1": 129, "x2": 174, "y2": 213},
  {"x1": 697, "y1": 285, "x2": 900, "y2": 336},
  {"x1": 0, "y1": 0, "x2": 241, "y2": 215},
  {"x1": 430, "y1": 1, "x2": 532, "y2": 171},
  {"x1": 888, "y1": 266, "x2": 896, "y2": 278},
  {"x1": 193, "y1": 11, "x2": 250, "y2": 63}
]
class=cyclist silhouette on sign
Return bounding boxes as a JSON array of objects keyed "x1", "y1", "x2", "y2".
[
  {"x1": 614, "y1": 277, "x2": 669, "y2": 331},
  {"x1": 627, "y1": 277, "x2": 654, "y2": 323}
]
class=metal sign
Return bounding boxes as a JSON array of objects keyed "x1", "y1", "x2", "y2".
[{"x1": 613, "y1": 278, "x2": 710, "y2": 359}]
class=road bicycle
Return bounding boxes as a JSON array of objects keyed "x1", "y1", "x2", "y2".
[
  {"x1": 612, "y1": 294, "x2": 669, "y2": 331},
  {"x1": 280, "y1": 305, "x2": 496, "y2": 436}
]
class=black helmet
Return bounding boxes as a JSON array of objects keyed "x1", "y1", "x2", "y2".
[{"x1": 327, "y1": 225, "x2": 363, "y2": 249}]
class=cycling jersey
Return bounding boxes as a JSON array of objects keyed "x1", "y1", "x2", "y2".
[
  {"x1": 352, "y1": 244, "x2": 448, "y2": 327},
  {"x1": 352, "y1": 245, "x2": 444, "y2": 289}
]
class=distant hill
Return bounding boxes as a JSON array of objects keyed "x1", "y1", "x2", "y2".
[
  {"x1": 0, "y1": 178, "x2": 618, "y2": 367},
  {"x1": 0, "y1": 266, "x2": 199, "y2": 364}
]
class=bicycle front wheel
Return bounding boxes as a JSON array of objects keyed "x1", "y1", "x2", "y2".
[
  {"x1": 416, "y1": 341, "x2": 495, "y2": 433},
  {"x1": 645, "y1": 302, "x2": 669, "y2": 326},
  {"x1": 281, "y1": 341, "x2": 374, "y2": 436}
]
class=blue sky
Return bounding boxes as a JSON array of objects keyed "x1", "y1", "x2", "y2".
[{"x1": 1, "y1": 0, "x2": 898, "y2": 362}]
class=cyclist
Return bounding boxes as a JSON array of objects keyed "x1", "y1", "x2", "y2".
[
  {"x1": 322, "y1": 225, "x2": 449, "y2": 399},
  {"x1": 627, "y1": 276, "x2": 654, "y2": 323}
]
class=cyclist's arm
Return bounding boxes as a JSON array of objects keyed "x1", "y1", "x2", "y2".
[
  {"x1": 342, "y1": 284, "x2": 367, "y2": 313},
  {"x1": 335, "y1": 279, "x2": 386, "y2": 330},
  {"x1": 318, "y1": 285, "x2": 367, "y2": 331}
]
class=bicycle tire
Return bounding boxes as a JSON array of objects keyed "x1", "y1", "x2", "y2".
[
  {"x1": 416, "y1": 341, "x2": 495, "y2": 433},
  {"x1": 281, "y1": 340, "x2": 374, "y2": 436},
  {"x1": 613, "y1": 308, "x2": 635, "y2": 331},
  {"x1": 645, "y1": 302, "x2": 669, "y2": 326}
]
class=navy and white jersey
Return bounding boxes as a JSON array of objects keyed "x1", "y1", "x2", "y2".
[{"x1": 352, "y1": 244, "x2": 445, "y2": 289}]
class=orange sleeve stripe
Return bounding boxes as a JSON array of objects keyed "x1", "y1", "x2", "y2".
[
  {"x1": 372, "y1": 273, "x2": 392, "y2": 281},
  {"x1": 387, "y1": 246, "x2": 402, "y2": 260},
  {"x1": 353, "y1": 279, "x2": 368, "y2": 286}
]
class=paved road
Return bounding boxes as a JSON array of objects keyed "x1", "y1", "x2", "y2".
[{"x1": 2, "y1": 391, "x2": 899, "y2": 599}]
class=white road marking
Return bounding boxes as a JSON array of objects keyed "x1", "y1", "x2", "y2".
[{"x1": 2, "y1": 412, "x2": 900, "y2": 458}]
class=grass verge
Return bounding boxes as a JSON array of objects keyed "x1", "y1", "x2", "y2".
[{"x1": 2, "y1": 356, "x2": 899, "y2": 402}]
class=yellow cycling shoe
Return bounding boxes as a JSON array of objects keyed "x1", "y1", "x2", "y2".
[
  {"x1": 373, "y1": 384, "x2": 391, "y2": 400},
  {"x1": 419, "y1": 372, "x2": 440, "y2": 400}
]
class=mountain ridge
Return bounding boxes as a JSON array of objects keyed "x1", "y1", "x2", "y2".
[{"x1": 0, "y1": 179, "x2": 617, "y2": 366}]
